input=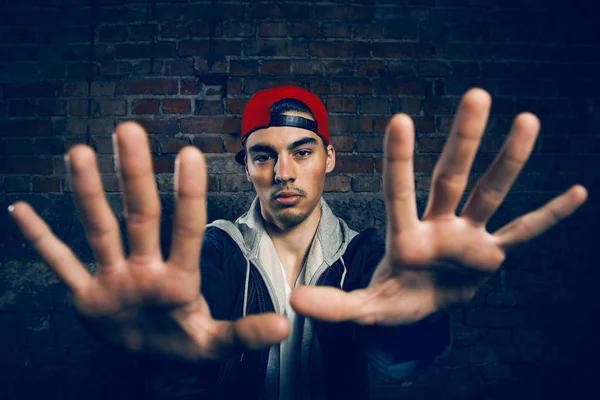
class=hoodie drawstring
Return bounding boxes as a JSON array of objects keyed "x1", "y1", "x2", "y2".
[
  {"x1": 340, "y1": 257, "x2": 347, "y2": 289},
  {"x1": 241, "y1": 258, "x2": 251, "y2": 362}
]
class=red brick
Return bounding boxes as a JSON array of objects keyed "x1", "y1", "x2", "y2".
[
  {"x1": 327, "y1": 97, "x2": 357, "y2": 113},
  {"x1": 224, "y1": 135, "x2": 243, "y2": 153},
  {"x1": 159, "y1": 137, "x2": 190, "y2": 154},
  {"x1": 98, "y1": 100, "x2": 127, "y2": 116},
  {"x1": 98, "y1": 25, "x2": 128, "y2": 42},
  {"x1": 423, "y1": 97, "x2": 454, "y2": 115},
  {"x1": 178, "y1": 40, "x2": 211, "y2": 56},
  {"x1": 226, "y1": 98, "x2": 249, "y2": 114},
  {"x1": 0, "y1": 119, "x2": 53, "y2": 136},
  {"x1": 0, "y1": 138, "x2": 33, "y2": 155},
  {"x1": 163, "y1": 99, "x2": 191, "y2": 114},
  {"x1": 192, "y1": 136, "x2": 224, "y2": 153},
  {"x1": 159, "y1": 22, "x2": 189, "y2": 39},
  {"x1": 34, "y1": 138, "x2": 65, "y2": 155},
  {"x1": 359, "y1": 116, "x2": 389, "y2": 133},
  {"x1": 180, "y1": 79, "x2": 199, "y2": 95},
  {"x1": 69, "y1": 100, "x2": 89, "y2": 116},
  {"x1": 165, "y1": 60, "x2": 194, "y2": 76},
  {"x1": 153, "y1": 156, "x2": 175, "y2": 174},
  {"x1": 292, "y1": 60, "x2": 322, "y2": 75},
  {"x1": 116, "y1": 79, "x2": 177, "y2": 95},
  {"x1": 394, "y1": 98, "x2": 422, "y2": 115},
  {"x1": 132, "y1": 99, "x2": 160, "y2": 115},
  {"x1": 227, "y1": 79, "x2": 242, "y2": 95},
  {"x1": 330, "y1": 136, "x2": 353, "y2": 152},
  {"x1": 309, "y1": 41, "x2": 370, "y2": 58},
  {"x1": 224, "y1": 22, "x2": 255, "y2": 38},
  {"x1": 0, "y1": 157, "x2": 53, "y2": 174},
  {"x1": 220, "y1": 174, "x2": 252, "y2": 191},
  {"x1": 357, "y1": 137, "x2": 383, "y2": 153},
  {"x1": 321, "y1": 23, "x2": 351, "y2": 38},
  {"x1": 324, "y1": 175, "x2": 350, "y2": 192},
  {"x1": 352, "y1": 175, "x2": 381, "y2": 192},
  {"x1": 245, "y1": 39, "x2": 306, "y2": 57},
  {"x1": 414, "y1": 116, "x2": 436, "y2": 133},
  {"x1": 372, "y1": 43, "x2": 416, "y2": 58},
  {"x1": 325, "y1": 60, "x2": 356, "y2": 76},
  {"x1": 62, "y1": 82, "x2": 89, "y2": 97},
  {"x1": 136, "y1": 118, "x2": 179, "y2": 134},
  {"x1": 290, "y1": 23, "x2": 319, "y2": 38},
  {"x1": 223, "y1": 118, "x2": 241, "y2": 134},
  {"x1": 230, "y1": 60, "x2": 258, "y2": 77},
  {"x1": 417, "y1": 136, "x2": 445, "y2": 153},
  {"x1": 9, "y1": 100, "x2": 36, "y2": 117},
  {"x1": 32, "y1": 176, "x2": 61, "y2": 192},
  {"x1": 354, "y1": 24, "x2": 382, "y2": 39},
  {"x1": 2, "y1": 176, "x2": 31, "y2": 192},
  {"x1": 358, "y1": 60, "x2": 386, "y2": 76},
  {"x1": 38, "y1": 100, "x2": 67, "y2": 116},
  {"x1": 91, "y1": 137, "x2": 113, "y2": 154},
  {"x1": 130, "y1": 24, "x2": 155, "y2": 41},
  {"x1": 195, "y1": 100, "x2": 224, "y2": 116},
  {"x1": 181, "y1": 118, "x2": 225, "y2": 134},
  {"x1": 259, "y1": 22, "x2": 288, "y2": 37},
  {"x1": 101, "y1": 174, "x2": 120, "y2": 192},
  {"x1": 315, "y1": 5, "x2": 374, "y2": 20},
  {"x1": 91, "y1": 82, "x2": 115, "y2": 97},
  {"x1": 360, "y1": 98, "x2": 389, "y2": 114},
  {"x1": 335, "y1": 155, "x2": 373, "y2": 173},
  {"x1": 261, "y1": 60, "x2": 290, "y2": 75},
  {"x1": 249, "y1": 4, "x2": 310, "y2": 19}
]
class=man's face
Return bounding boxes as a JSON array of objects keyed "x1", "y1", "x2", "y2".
[{"x1": 244, "y1": 112, "x2": 335, "y2": 230}]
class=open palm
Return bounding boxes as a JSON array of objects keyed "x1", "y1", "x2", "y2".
[
  {"x1": 9, "y1": 122, "x2": 288, "y2": 361},
  {"x1": 292, "y1": 88, "x2": 588, "y2": 325}
]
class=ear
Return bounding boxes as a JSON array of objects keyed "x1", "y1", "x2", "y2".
[
  {"x1": 245, "y1": 161, "x2": 252, "y2": 182},
  {"x1": 325, "y1": 144, "x2": 336, "y2": 173}
]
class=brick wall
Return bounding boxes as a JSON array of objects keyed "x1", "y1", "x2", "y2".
[{"x1": 0, "y1": 0, "x2": 599, "y2": 399}]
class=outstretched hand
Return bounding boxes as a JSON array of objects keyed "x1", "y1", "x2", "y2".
[
  {"x1": 292, "y1": 88, "x2": 588, "y2": 325},
  {"x1": 9, "y1": 122, "x2": 289, "y2": 361}
]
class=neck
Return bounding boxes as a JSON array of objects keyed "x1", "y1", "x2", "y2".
[{"x1": 263, "y1": 202, "x2": 322, "y2": 286}]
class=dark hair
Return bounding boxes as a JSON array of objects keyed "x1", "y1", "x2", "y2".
[{"x1": 269, "y1": 98, "x2": 315, "y2": 118}]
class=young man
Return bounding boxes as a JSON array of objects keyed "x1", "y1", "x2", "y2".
[{"x1": 9, "y1": 86, "x2": 587, "y2": 399}]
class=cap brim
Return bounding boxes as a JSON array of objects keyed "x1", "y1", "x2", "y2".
[{"x1": 235, "y1": 149, "x2": 246, "y2": 165}]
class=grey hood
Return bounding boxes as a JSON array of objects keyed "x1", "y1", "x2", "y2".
[{"x1": 206, "y1": 196, "x2": 358, "y2": 315}]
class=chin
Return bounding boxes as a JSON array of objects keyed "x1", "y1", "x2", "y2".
[{"x1": 274, "y1": 208, "x2": 309, "y2": 227}]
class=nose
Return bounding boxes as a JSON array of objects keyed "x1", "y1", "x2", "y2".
[{"x1": 273, "y1": 154, "x2": 296, "y2": 183}]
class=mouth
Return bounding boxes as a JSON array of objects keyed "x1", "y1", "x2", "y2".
[{"x1": 273, "y1": 191, "x2": 303, "y2": 206}]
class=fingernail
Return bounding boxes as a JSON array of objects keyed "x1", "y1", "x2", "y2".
[
  {"x1": 112, "y1": 132, "x2": 120, "y2": 172},
  {"x1": 7, "y1": 204, "x2": 14, "y2": 213},
  {"x1": 64, "y1": 154, "x2": 71, "y2": 174}
]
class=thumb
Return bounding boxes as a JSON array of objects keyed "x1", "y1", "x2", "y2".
[
  {"x1": 290, "y1": 286, "x2": 372, "y2": 324},
  {"x1": 209, "y1": 313, "x2": 290, "y2": 359}
]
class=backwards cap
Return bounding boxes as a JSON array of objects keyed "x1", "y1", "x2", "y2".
[{"x1": 236, "y1": 86, "x2": 329, "y2": 165}]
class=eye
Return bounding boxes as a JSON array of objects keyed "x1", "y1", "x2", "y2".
[
  {"x1": 294, "y1": 149, "x2": 312, "y2": 158},
  {"x1": 253, "y1": 154, "x2": 272, "y2": 163}
]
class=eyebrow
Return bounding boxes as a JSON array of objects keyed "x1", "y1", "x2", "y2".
[{"x1": 247, "y1": 137, "x2": 318, "y2": 154}]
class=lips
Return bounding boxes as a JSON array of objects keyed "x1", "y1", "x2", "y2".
[{"x1": 274, "y1": 191, "x2": 303, "y2": 206}]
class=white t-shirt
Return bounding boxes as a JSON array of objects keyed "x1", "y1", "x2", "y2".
[{"x1": 279, "y1": 260, "x2": 306, "y2": 400}]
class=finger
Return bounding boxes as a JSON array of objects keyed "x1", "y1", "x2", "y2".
[
  {"x1": 383, "y1": 114, "x2": 419, "y2": 233},
  {"x1": 114, "y1": 121, "x2": 161, "y2": 258},
  {"x1": 168, "y1": 147, "x2": 207, "y2": 271},
  {"x1": 460, "y1": 113, "x2": 540, "y2": 225},
  {"x1": 67, "y1": 146, "x2": 125, "y2": 269},
  {"x1": 196, "y1": 314, "x2": 289, "y2": 359},
  {"x1": 424, "y1": 88, "x2": 491, "y2": 218},
  {"x1": 290, "y1": 286, "x2": 372, "y2": 324},
  {"x1": 494, "y1": 185, "x2": 588, "y2": 250},
  {"x1": 8, "y1": 202, "x2": 92, "y2": 295}
]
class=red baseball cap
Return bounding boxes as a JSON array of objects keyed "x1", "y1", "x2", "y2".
[{"x1": 235, "y1": 86, "x2": 329, "y2": 165}]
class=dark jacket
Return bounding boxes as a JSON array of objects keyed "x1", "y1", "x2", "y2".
[{"x1": 99, "y1": 199, "x2": 451, "y2": 400}]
